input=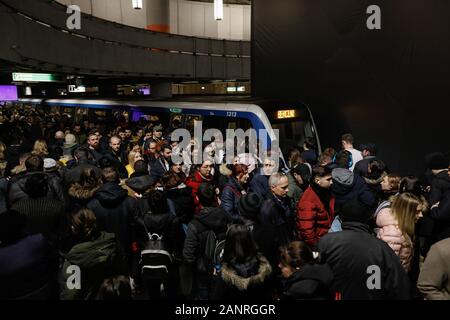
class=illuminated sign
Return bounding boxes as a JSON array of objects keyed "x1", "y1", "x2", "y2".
[
  {"x1": 170, "y1": 108, "x2": 182, "y2": 113},
  {"x1": 12, "y1": 73, "x2": 58, "y2": 82},
  {"x1": 276, "y1": 109, "x2": 297, "y2": 119},
  {"x1": 0, "y1": 85, "x2": 18, "y2": 101},
  {"x1": 68, "y1": 85, "x2": 86, "y2": 93}
]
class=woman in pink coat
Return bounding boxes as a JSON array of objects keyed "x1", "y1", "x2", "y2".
[{"x1": 375, "y1": 192, "x2": 427, "y2": 271}]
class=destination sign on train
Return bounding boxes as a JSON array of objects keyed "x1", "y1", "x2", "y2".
[{"x1": 276, "y1": 109, "x2": 297, "y2": 119}]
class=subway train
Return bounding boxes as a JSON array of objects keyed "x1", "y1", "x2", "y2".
[{"x1": 18, "y1": 96, "x2": 321, "y2": 158}]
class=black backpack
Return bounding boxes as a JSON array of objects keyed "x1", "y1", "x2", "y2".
[
  {"x1": 194, "y1": 220, "x2": 226, "y2": 274},
  {"x1": 140, "y1": 224, "x2": 173, "y2": 281}
]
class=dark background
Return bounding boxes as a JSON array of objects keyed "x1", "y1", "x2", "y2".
[{"x1": 252, "y1": 0, "x2": 450, "y2": 175}]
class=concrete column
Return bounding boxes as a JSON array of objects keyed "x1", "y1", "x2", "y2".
[{"x1": 146, "y1": 0, "x2": 170, "y2": 32}]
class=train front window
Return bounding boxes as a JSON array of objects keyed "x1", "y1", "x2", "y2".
[{"x1": 270, "y1": 106, "x2": 318, "y2": 154}]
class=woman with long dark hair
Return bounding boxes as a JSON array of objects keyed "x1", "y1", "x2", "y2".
[{"x1": 210, "y1": 224, "x2": 273, "y2": 300}]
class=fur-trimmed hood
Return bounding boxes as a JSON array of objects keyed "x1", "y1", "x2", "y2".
[
  {"x1": 221, "y1": 256, "x2": 272, "y2": 291},
  {"x1": 68, "y1": 182, "x2": 100, "y2": 200},
  {"x1": 364, "y1": 172, "x2": 387, "y2": 186}
]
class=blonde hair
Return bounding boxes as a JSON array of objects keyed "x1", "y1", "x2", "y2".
[
  {"x1": 32, "y1": 139, "x2": 49, "y2": 157},
  {"x1": 128, "y1": 150, "x2": 141, "y2": 169},
  {"x1": 390, "y1": 192, "x2": 427, "y2": 239}
]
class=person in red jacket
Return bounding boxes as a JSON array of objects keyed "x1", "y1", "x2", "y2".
[
  {"x1": 297, "y1": 166, "x2": 335, "y2": 248},
  {"x1": 186, "y1": 160, "x2": 215, "y2": 215}
]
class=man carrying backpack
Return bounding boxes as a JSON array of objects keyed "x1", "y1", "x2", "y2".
[{"x1": 183, "y1": 183, "x2": 231, "y2": 300}]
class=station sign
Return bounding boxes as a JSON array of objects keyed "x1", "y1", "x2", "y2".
[
  {"x1": 276, "y1": 109, "x2": 297, "y2": 119},
  {"x1": 12, "y1": 73, "x2": 58, "y2": 82}
]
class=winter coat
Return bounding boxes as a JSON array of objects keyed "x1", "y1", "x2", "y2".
[
  {"x1": 86, "y1": 147, "x2": 104, "y2": 164},
  {"x1": 0, "y1": 177, "x2": 7, "y2": 213},
  {"x1": 331, "y1": 168, "x2": 375, "y2": 211},
  {"x1": 88, "y1": 182, "x2": 137, "y2": 261},
  {"x1": 210, "y1": 256, "x2": 273, "y2": 300},
  {"x1": 242, "y1": 218, "x2": 279, "y2": 271},
  {"x1": 186, "y1": 171, "x2": 215, "y2": 215},
  {"x1": 353, "y1": 156, "x2": 378, "y2": 177},
  {"x1": 64, "y1": 160, "x2": 102, "y2": 186},
  {"x1": 429, "y1": 170, "x2": 450, "y2": 205},
  {"x1": 103, "y1": 149, "x2": 128, "y2": 179},
  {"x1": 317, "y1": 222, "x2": 411, "y2": 300},
  {"x1": 134, "y1": 209, "x2": 175, "y2": 253},
  {"x1": 0, "y1": 234, "x2": 59, "y2": 300},
  {"x1": 7, "y1": 171, "x2": 65, "y2": 207},
  {"x1": 417, "y1": 237, "x2": 450, "y2": 300},
  {"x1": 183, "y1": 207, "x2": 231, "y2": 274},
  {"x1": 260, "y1": 193, "x2": 295, "y2": 249},
  {"x1": 12, "y1": 197, "x2": 64, "y2": 239},
  {"x1": 220, "y1": 177, "x2": 244, "y2": 222},
  {"x1": 297, "y1": 186, "x2": 335, "y2": 248},
  {"x1": 149, "y1": 158, "x2": 169, "y2": 182},
  {"x1": 428, "y1": 191, "x2": 450, "y2": 247},
  {"x1": 249, "y1": 173, "x2": 269, "y2": 200},
  {"x1": 281, "y1": 264, "x2": 334, "y2": 300},
  {"x1": 376, "y1": 207, "x2": 413, "y2": 272},
  {"x1": 301, "y1": 150, "x2": 317, "y2": 166},
  {"x1": 60, "y1": 232, "x2": 128, "y2": 300}
]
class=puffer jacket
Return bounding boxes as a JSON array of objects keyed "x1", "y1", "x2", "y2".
[
  {"x1": 376, "y1": 207, "x2": 413, "y2": 271},
  {"x1": 166, "y1": 184, "x2": 194, "y2": 224},
  {"x1": 210, "y1": 256, "x2": 273, "y2": 300},
  {"x1": 7, "y1": 172, "x2": 65, "y2": 207},
  {"x1": 297, "y1": 186, "x2": 335, "y2": 248}
]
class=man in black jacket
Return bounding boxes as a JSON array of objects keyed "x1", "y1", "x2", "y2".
[
  {"x1": 103, "y1": 136, "x2": 128, "y2": 179},
  {"x1": 64, "y1": 147, "x2": 102, "y2": 186},
  {"x1": 260, "y1": 173, "x2": 294, "y2": 249},
  {"x1": 183, "y1": 183, "x2": 231, "y2": 299},
  {"x1": 317, "y1": 200, "x2": 411, "y2": 300}
]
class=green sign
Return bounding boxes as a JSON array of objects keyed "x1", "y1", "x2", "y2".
[
  {"x1": 169, "y1": 108, "x2": 182, "y2": 113},
  {"x1": 12, "y1": 73, "x2": 58, "y2": 82}
]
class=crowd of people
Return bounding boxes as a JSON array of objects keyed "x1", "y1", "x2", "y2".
[{"x1": 0, "y1": 105, "x2": 449, "y2": 300}]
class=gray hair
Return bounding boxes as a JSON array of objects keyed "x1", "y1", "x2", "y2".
[{"x1": 269, "y1": 172, "x2": 287, "y2": 187}]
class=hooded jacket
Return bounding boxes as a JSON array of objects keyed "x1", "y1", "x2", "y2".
[
  {"x1": 281, "y1": 263, "x2": 334, "y2": 300},
  {"x1": 318, "y1": 222, "x2": 411, "y2": 300},
  {"x1": 186, "y1": 171, "x2": 215, "y2": 215},
  {"x1": 60, "y1": 232, "x2": 127, "y2": 300},
  {"x1": 88, "y1": 182, "x2": 136, "y2": 260},
  {"x1": 332, "y1": 168, "x2": 375, "y2": 211},
  {"x1": 210, "y1": 256, "x2": 273, "y2": 300}
]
